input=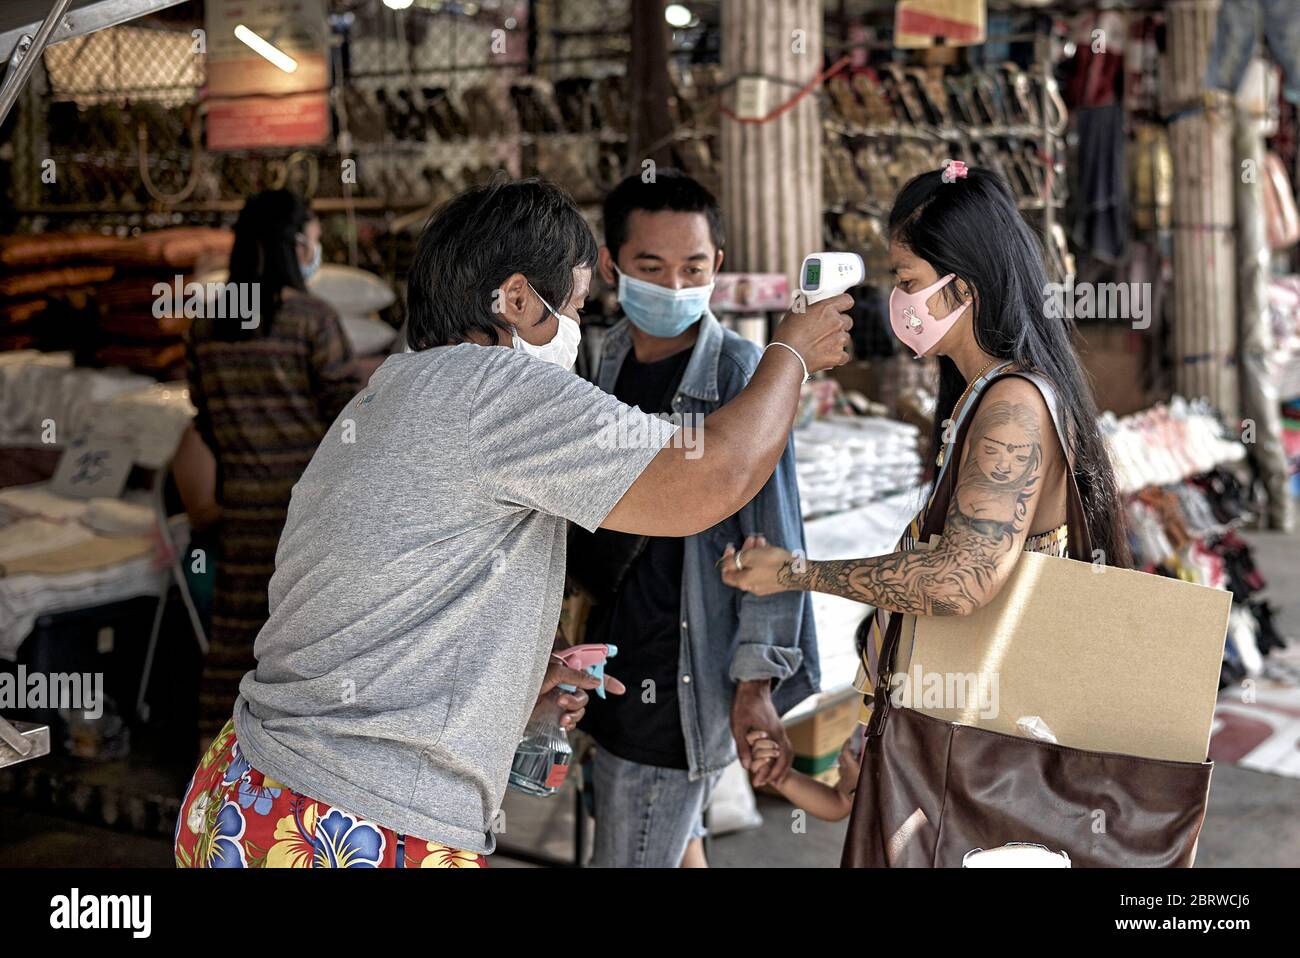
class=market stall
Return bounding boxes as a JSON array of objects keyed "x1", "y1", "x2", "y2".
[{"x1": 0, "y1": 0, "x2": 1296, "y2": 877}]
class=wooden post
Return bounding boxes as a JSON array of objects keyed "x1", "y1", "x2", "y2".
[
  {"x1": 1167, "y1": 0, "x2": 1238, "y2": 419},
  {"x1": 720, "y1": 0, "x2": 823, "y2": 286},
  {"x1": 628, "y1": 0, "x2": 675, "y2": 171}
]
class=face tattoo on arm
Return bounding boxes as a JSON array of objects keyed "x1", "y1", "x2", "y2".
[
  {"x1": 776, "y1": 393, "x2": 1047, "y2": 616},
  {"x1": 948, "y1": 400, "x2": 1042, "y2": 541}
]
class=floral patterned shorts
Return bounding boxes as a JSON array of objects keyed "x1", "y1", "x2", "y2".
[{"x1": 174, "y1": 718, "x2": 487, "y2": 869}]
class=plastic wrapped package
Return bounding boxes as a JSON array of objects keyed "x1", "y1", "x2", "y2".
[{"x1": 795, "y1": 416, "x2": 923, "y2": 519}]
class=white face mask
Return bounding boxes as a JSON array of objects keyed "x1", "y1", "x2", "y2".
[{"x1": 511, "y1": 283, "x2": 581, "y2": 370}]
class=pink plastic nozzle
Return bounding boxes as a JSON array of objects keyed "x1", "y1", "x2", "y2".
[{"x1": 552, "y1": 643, "x2": 618, "y2": 698}]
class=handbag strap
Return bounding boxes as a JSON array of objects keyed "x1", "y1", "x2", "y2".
[{"x1": 866, "y1": 367, "x2": 1094, "y2": 738}]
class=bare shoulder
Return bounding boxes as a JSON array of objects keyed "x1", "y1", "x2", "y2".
[
  {"x1": 968, "y1": 376, "x2": 1061, "y2": 469},
  {"x1": 978, "y1": 375, "x2": 1050, "y2": 415}
]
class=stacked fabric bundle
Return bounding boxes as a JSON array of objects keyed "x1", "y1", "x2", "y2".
[
  {"x1": 192, "y1": 262, "x2": 400, "y2": 357},
  {"x1": 89, "y1": 227, "x2": 232, "y2": 272},
  {"x1": 794, "y1": 415, "x2": 923, "y2": 519},
  {"x1": 85, "y1": 381, "x2": 195, "y2": 471},
  {"x1": 0, "y1": 232, "x2": 121, "y2": 351},
  {"x1": 0, "y1": 228, "x2": 233, "y2": 379},
  {"x1": 0, "y1": 350, "x2": 154, "y2": 448},
  {"x1": 0, "y1": 483, "x2": 181, "y2": 658},
  {"x1": 0, "y1": 484, "x2": 157, "y2": 579},
  {"x1": 0, "y1": 351, "x2": 194, "y2": 473},
  {"x1": 88, "y1": 227, "x2": 233, "y2": 379},
  {"x1": 306, "y1": 265, "x2": 398, "y2": 356}
]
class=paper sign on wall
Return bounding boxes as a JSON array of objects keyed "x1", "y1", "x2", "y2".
[
  {"x1": 205, "y1": 0, "x2": 330, "y2": 150},
  {"x1": 895, "y1": 0, "x2": 987, "y2": 49},
  {"x1": 711, "y1": 274, "x2": 791, "y2": 313}
]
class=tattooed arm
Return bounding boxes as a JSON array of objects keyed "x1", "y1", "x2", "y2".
[{"x1": 721, "y1": 378, "x2": 1060, "y2": 616}]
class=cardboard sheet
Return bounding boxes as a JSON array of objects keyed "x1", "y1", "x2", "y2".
[{"x1": 899, "y1": 548, "x2": 1231, "y2": 763}]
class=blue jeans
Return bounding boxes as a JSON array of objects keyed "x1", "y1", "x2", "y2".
[
  {"x1": 588, "y1": 748, "x2": 723, "y2": 868},
  {"x1": 1204, "y1": 0, "x2": 1300, "y2": 104}
]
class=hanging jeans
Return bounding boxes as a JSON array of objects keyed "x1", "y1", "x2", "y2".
[{"x1": 1204, "y1": 0, "x2": 1300, "y2": 104}]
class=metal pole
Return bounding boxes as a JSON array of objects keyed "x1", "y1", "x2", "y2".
[
  {"x1": 0, "y1": 0, "x2": 74, "y2": 129},
  {"x1": 0, "y1": 0, "x2": 177, "y2": 768}
]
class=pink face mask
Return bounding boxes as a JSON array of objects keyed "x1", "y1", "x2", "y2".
[{"x1": 888, "y1": 273, "x2": 971, "y2": 358}]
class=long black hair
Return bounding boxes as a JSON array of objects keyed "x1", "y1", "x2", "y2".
[
  {"x1": 222, "y1": 189, "x2": 313, "y2": 339},
  {"x1": 407, "y1": 177, "x2": 598, "y2": 350},
  {"x1": 889, "y1": 167, "x2": 1131, "y2": 568}
]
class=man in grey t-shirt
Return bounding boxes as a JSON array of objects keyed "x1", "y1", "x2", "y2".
[
  {"x1": 214, "y1": 179, "x2": 853, "y2": 860},
  {"x1": 234, "y1": 344, "x2": 676, "y2": 851}
]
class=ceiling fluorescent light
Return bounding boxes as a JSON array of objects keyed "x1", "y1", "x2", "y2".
[{"x1": 234, "y1": 24, "x2": 298, "y2": 73}]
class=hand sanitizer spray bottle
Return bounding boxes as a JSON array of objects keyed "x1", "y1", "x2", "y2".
[{"x1": 507, "y1": 643, "x2": 617, "y2": 797}]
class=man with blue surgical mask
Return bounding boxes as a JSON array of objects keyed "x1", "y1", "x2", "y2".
[{"x1": 568, "y1": 170, "x2": 816, "y2": 868}]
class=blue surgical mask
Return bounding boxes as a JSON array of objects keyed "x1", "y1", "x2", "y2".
[
  {"x1": 616, "y1": 269, "x2": 715, "y2": 337},
  {"x1": 299, "y1": 238, "x2": 322, "y2": 282}
]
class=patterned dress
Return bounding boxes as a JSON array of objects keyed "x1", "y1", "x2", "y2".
[{"x1": 186, "y1": 293, "x2": 361, "y2": 746}]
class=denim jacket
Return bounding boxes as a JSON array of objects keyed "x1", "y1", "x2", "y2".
[{"x1": 587, "y1": 312, "x2": 819, "y2": 780}]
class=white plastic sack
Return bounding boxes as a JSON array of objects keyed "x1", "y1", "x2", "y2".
[
  {"x1": 705, "y1": 759, "x2": 763, "y2": 836},
  {"x1": 341, "y1": 314, "x2": 398, "y2": 357}
]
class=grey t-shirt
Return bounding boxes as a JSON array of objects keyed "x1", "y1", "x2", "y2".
[{"x1": 232, "y1": 342, "x2": 678, "y2": 854}]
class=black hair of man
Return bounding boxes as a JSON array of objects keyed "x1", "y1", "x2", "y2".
[
  {"x1": 602, "y1": 168, "x2": 725, "y2": 261},
  {"x1": 407, "y1": 176, "x2": 598, "y2": 350}
]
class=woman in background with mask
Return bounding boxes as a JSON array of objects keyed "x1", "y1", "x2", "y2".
[
  {"x1": 185, "y1": 189, "x2": 361, "y2": 751},
  {"x1": 720, "y1": 167, "x2": 1131, "y2": 865}
]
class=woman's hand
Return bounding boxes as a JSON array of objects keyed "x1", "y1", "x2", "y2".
[{"x1": 718, "y1": 534, "x2": 795, "y2": 596}]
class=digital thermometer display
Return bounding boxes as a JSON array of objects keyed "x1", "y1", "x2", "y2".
[{"x1": 798, "y1": 252, "x2": 863, "y2": 305}]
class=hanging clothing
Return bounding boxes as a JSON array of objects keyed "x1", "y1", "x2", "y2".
[
  {"x1": 186, "y1": 292, "x2": 361, "y2": 746},
  {"x1": 1063, "y1": 10, "x2": 1126, "y2": 110},
  {"x1": 1073, "y1": 104, "x2": 1129, "y2": 264},
  {"x1": 1204, "y1": 0, "x2": 1300, "y2": 105}
]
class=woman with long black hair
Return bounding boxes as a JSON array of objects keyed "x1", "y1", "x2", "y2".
[
  {"x1": 186, "y1": 190, "x2": 361, "y2": 749},
  {"x1": 720, "y1": 164, "x2": 1130, "y2": 789}
]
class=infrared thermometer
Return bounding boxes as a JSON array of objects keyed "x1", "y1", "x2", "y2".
[{"x1": 799, "y1": 252, "x2": 864, "y2": 304}]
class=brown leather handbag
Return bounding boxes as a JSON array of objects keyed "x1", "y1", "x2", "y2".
[{"x1": 841, "y1": 388, "x2": 1215, "y2": 868}]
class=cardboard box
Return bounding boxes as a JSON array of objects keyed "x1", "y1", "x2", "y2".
[{"x1": 788, "y1": 696, "x2": 859, "y2": 774}]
